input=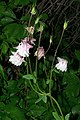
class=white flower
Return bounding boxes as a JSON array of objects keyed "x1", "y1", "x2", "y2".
[
  {"x1": 9, "y1": 52, "x2": 24, "y2": 66},
  {"x1": 15, "y1": 40, "x2": 33, "y2": 57},
  {"x1": 55, "y1": 57, "x2": 68, "y2": 72},
  {"x1": 35, "y1": 47, "x2": 45, "y2": 60}
]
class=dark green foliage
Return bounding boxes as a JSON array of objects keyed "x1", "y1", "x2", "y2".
[{"x1": 0, "y1": 0, "x2": 80, "y2": 120}]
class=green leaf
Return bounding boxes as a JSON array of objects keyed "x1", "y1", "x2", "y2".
[
  {"x1": 72, "y1": 105, "x2": 80, "y2": 114},
  {"x1": 23, "y1": 74, "x2": 34, "y2": 79},
  {"x1": 1, "y1": 42, "x2": 9, "y2": 54},
  {"x1": 2, "y1": 116, "x2": 11, "y2": 120},
  {"x1": 2, "y1": 9, "x2": 16, "y2": 19},
  {"x1": 62, "y1": 72, "x2": 80, "y2": 98},
  {"x1": 0, "y1": 2, "x2": 6, "y2": 14},
  {"x1": 14, "y1": 0, "x2": 20, "y2": 5},
  {"x1": 42, "y1": 94, "x2": 47, "y2": 103},
  {"x1": 23, "y1": 73, "x2": 36, "y2": 83},
  {"x1": 0, "y1": 102, "x2": 5, "y2": 109},
  {"x1": 52, "y1": 112, "x2": 63, "y2": 120},
  {"x1": 7, "y1": 80, "x2": 18, "y2": 94},
  {"x1": 35, "y1": 95, "x2": 43, "y2": 104},
  {"x1": 0, "y1": 64, "x2": 6, "y2": 80},
  {"x1": 27, "y1": 105, "x2": 46, "y2": 117},
  {"x1": 5, "y1": 103, "x2": 26, "y2": 120},
  {"x1": 52, "y1": 68, "x2": 59, "y2": 74},
  {"x1": 40, "y1": 13, "x2": 48, "y2": 21},
  {"x1": 3, "y1": 23, "x2": 25, "y2": 39},
  {"x1": 75, "y1": 50, "x2": 80, "y2": 61},
  {"x1": 20, "y1": 15, "x2": 30, "y2": 21},
  {"x1": 35, "y1": 94, "x2": 47, "y2": 104},
  {"x1": 65, "y1": 113, "x2": 70, "y2": 120},
  {"x1": 0, "y1": 17, "x2": 14, "y2": 25},
  {"x1": 18, "y1": 0, "x2": 30, "y2": 6}
]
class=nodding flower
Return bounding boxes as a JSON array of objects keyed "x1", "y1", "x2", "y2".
[
  {"x1": 35, "y1": 47, "x2": 45, "y2": 60},
  {"x1": 55, "y1": 57, "x2": 68, "y2": 72},
  {"x1": 9, "y1": 51, "x2": 24, "y2": 66}
]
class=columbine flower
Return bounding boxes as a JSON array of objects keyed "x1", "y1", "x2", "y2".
[
  {"x1": 23, "y1": 37, "x2": 36, "y2": 45},
  {"x1": 15, "y1": 40, "x2": 33, "y2": 57},
  {"x1": 26, "y1": 26, "x2": 34, "y2": 34},
  {"x1": 55, "y1": 57, "x2": 68, "y2": 72},
  {"x1": 35, "y1": 47, "x2": 44, "y2": 60},
  {"x1": 9, "y1": 52, "x2": 24, "y2": 66}
]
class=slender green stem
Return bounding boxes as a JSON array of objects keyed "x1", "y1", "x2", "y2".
[
  {"x1": 29, "y1": 80, "x2": 42, "y2": 95},
  {"x1": 43, "y1": 57, "x2": 48, "y2": 77},
  {"x1": 44, "y1": 42, "x2": 51, "y2": 55},
  {"x1": 28, "y1": 14, "x2": 33, "y2": 27},
  {"x1": 50, "y1": 96, "x2": 57, "y2": 112},
  {"x1": 47, "y1": 94, "x2": 64, "y2": 119},
  {"x1": 35, "y1": 31, "x2": 42, "y2": 79},
  {"x1": 27, "y1": 12, "x2": 35, "y2": 73},
  {"x1": 28, "y1": 57, "x2": 32, "y2": 73},
  {"x1": 51, "y1": 28, "x2": 65, "y2": 69},
  {"x1": 49, "y1": 28, "x2": 65, "y2": 94}
]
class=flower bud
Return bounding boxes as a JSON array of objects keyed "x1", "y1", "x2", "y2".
[
  {"x1": 50, "y1": 35, "x2": 52, "y2": 44},
  {"x1": 35, "y1": 17, "x2": 40, "y2": 25},
  {"x1": 38, "y1": 22, "x2": 45, "y2": 32},
  {"x1": 63, "y1": 21, "x2": 68, "y2": 30},
  {"x1": 31, "y1": 7, "x2": 36, "y2": 15}
]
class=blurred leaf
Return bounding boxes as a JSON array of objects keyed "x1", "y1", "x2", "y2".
[
  {"x1": 52, "y1": 112, "x2": 63, "y2": 120},
  {"x1": 18, "y1": 0, "x2": 30, "y2": 6},
  {"x1": 2, "y1": 9, "x2": 16, "y2": 19},
  {"x1": 19, "y1": 99, "x2": 25, "y2": 108},
  {"x1": 6, "y1": 80, "x2": 18, "y2": 94},
  {"x1": 0, "y1": 2, "x2": 6, "y2": 14},
  {"x1": 65, "y1": 113, "x2": 70, "y2": 120},
  {"x1": 23, "y1": 73, "x2": 36, "y2": 83},
  {"x1": 75, "y1": 50, "x2": 80, "y2": 61},
  {"x1": 40, "y1": 13, "x2": 48, "y2": 21},
  {"x1": 0, "y1": 64, "x2": 6, "y2": 80},
  {"x1": 2, "y1": 116, "x2": 11, "y2": 120},
  {"x1": 1, "y1": 42, "x2": 9, "y2": 54},
  {"x1": 42, "y1": 94, "x2": 47, "y2": 103},
  {"x1": 35, "y1": 94, "x2": 47, "y2": 104},
  {"x1": 78, "y1": 115, "x2": 80, "y2": 120},
  {"x1": 5, "y1": 103, "x2": 26, "y2": 120},
  {"x1": 46, "y1": 79, "x2": 51, "y2": 84},
  {"x1": 72, "y1": 105, "x2": 80, "y2": 114},
  {"x1": 63, "y1": 71, "x2": 80, "y2": 97},
  {"x1": 35, "y1": 95, "x2": 43, "y2": 104},
  {"x1": 0, "y1": 102, "x2": 5, "y2": 109},
  {"x1": 14, "y1": 0, "x2": 20, "y2": 5},
  {"x1": 20, "y1": 15, "x2": 30, "y2": 21},
  {"x1": 27, "y1": 105, "x2": 46, "y2": 117},
  {"x1": 30, "y1": 0, "x2": 37, "y2": 4},
  {"x1": 0, "y1": 17, "x2": 14, "y2": 25},
  {"x1": 52, "y1": 68, "x2": 59, "y2": 74},
  {"x1": 3, "y1": 23, "x2": 25, "y2": 39}
]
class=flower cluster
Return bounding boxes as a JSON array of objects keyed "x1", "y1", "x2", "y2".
[
  {"x1": 9, "y1": 36, "x2": 45, "y2": 66},
  {"x1": 9, "y1": 37, "x2": 36, "y2": 66},
  {"x1": 9, "y1": 26, "x2": 68, "y2": 72}
]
